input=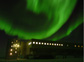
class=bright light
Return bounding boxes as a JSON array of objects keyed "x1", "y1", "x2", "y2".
[
  {"x1": 17, "y1": 45, "x2": 20, "y2": 47},
  {"x1": 33, "y1": 42, "x2": 35, "y2": 44},
  {"x1": 47, "y1": 43, "x2": 49, "y2": 45},
  {"x1": 44, "y1": 43, "x2": 46, "y2": 45},
  {"x1": 36, "y1": 42, "x2": 38, "y2": 44},
  {"x1": 61, "y1": 44, "x2": 63, "y2": 46},
  {"x1": 15, "y1": 51, "x2": 17, "y2": 53},
  {"x1": 10, "y1": 53, "x2": 12, "y2": 55},
  {"x1": 57, "y1": 44, "x2": 58, "y2": 46},
  {"x1": 50, "y1": 43, "x2": 51, "y2": 45},
  {"x1": 39, "y1": 42, "x2": 41, "y2": 44},
  {"x1": 54, "y1": 43, "x2": 56, "y2": 46},
  {"x1": 10, "y1": 49, "x2": 13, "y2": 51},
  {"x1": 28, "y1": 42, "x2": 32, "y2": 45},
  {"x1": 16, "y1": 44, "x2": 19, "y2": 47},
  {"x1": 13, "y1": 44, "x2": 20, "y2": 47}
]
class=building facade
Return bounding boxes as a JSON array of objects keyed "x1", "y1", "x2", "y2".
[{"x1": 7, "y1": 39, "x2": 83, "y2": 59}]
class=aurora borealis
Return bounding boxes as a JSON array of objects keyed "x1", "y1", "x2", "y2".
[{"x1": 0, "y1": 0, "x2": 83, "y2": 41}]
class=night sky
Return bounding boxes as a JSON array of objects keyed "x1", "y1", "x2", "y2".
[
  {"x1": 0, "y1": 0, "x2": 83, "y2": 58},
  {"x1": 0, "y1": 0, "x2": 83, "y2": 41}
]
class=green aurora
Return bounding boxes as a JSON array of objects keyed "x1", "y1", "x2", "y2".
[{"x1": 0, "y1": 0, "x2": 83, "y2": 41}]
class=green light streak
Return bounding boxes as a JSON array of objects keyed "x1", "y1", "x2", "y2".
[
  {"x1": 0, "y1": 0, "x2": 83, "y2": 41},
  {"x1": 26, "y1": 0, "x2": 77, "y2": 38}
]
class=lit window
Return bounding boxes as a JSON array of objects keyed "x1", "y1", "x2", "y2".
[
  {"x1": 57, "y1": 44, "x2": 58, "y2": 46},
  {"x1": 10, "y1": 53, "x2": 12, "y2": 55},
  {"x1": 47, "y1": 43, "x2": 49, "y2": 45},
  {"x1": 78, "y1": 45, "x2": 80, "y2": 47},
  {"x1": 81, "y1": 46, "x2": 83, "y2": 47},
  {"x1": 61, "y1": 44, "x2": 63, "y2": 46},
  {"x1": 74, "y1": 45, "x2": 76, "y2": 47},
  {"x1": 39, "y1": 42, "x2": 41, "y2": 45},
  {"x1": 28, "y1": 42, "x2": 32, "y2": 45},
  {"x1": 50, "y1": 43, "x2": 51, "y2": 45},
  {"x1": 42, "y1": 42, "x2": 43, "y2": 45},
  {"x1": 59, "y1": 44, "x2": 61, "y2": 46},
  {"x1": 15, "y1": 51, "x2": 17, "y2": 53},
  {"x1": 33, "y1": 42, "x2": 35, "y2": 44},
  {"x1": 52, "y1": 43, "x2": 54, "y2": 45},
  {"x1": 54, "y1": 43, "x2": 56, "y2": 46},
  {"x1": 10, "y1": 49, "x2": 13, "y2": 51},
  {"x1": 36, "y1": 42, "x2": 38, "y2": 44},
  {"x1": 44, "y1": 43, "x2": 46, "y2": 45}
]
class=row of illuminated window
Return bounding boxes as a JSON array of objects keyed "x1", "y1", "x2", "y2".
[
  {"x1": 66, "y1": 44, "x2": 83, "y2": 48},
  {"x1": 74, "y1": 45, "x2": 83, "y2": 48},
  {"x1": 28, "y1": 42, "x2": 63, "y2": 46}
]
